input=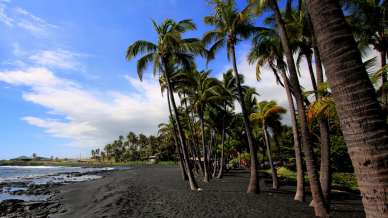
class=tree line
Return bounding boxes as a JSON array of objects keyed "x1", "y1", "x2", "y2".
[
  {"x1": 121, "y1": 1, "x2": 388, "y2": 217},
  {"x1": 90, "y1": 132, "x2": 177, "y2": 162}
]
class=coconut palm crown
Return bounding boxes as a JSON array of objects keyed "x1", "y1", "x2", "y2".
[{"x1": 126, "y1": 19, "x2": 204, "y2": 80}]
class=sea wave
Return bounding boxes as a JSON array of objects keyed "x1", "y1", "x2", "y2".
[{"x1": 0, "y1": 166, "x2": 69, "y2": 169}]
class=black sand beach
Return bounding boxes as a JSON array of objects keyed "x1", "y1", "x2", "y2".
[{"x1": 48, "y1": 166, "x2": 364, "y2": 218}]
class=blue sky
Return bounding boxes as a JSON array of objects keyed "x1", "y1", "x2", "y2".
[{"x1": 0, "y1": 0, "x2": 311, "y2": 159}]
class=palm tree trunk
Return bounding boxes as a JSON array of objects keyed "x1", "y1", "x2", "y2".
[
  {"x1": 208, "y1": 130, "x2": 213, "y2": 170},
  {"x1": 304, "y1": 40, "x2": 333, "y2": 206},
  {"x1": 269, "y1": 0, "x2": 328, "y2": 216},
  {"x1": 318, "y1": 119, "x2": 330, "y2": 203},
  {"x1": 381, "y1": 50, "x2": 387, "y2": 105},
  {"x1": 230, "y1": 44, "x2": 260, "y2": 194},
  {"x1": 168, "y1": 93, "x2": 188, "y2": 181},
  {"x1": 193, "y1": 142, "x2": 204, "y2": 175},
  {"x1": 184, "y1": 94, "x2": 205, "y2": 175},
  {"x1": 280, "y1": 70, "x2": 305, "y2": 202},
  {"x1": 164, "y1": 65, "x2": 198, "y2": 191},
  {"x1": 200, "y1": 111, "x2": 210, "y2": 182},
  {"x1": 217, "y1": 112, "x2": 226, "y2": 179},
  {"x1": 191, "y1": 113, "x2": 205, "y2": 175},
  {"x1": 212, "y1": 143, "x2": 217, "y2": 179},
  {"x1": 273, "y1": 135, "x2": 280, "y2": 159},
  {"x1": 313, "y1": 45, "x2": 332, "y2": 205},
  {"x1": 306, "y1": 55, "x2": 318, "y2": 92},
  {"x1": 306, "y1": 1, "x2": 388, "y2": 217},
  {"x1": 209, "y1": 130, "x2": 215, "y2": 179},
  {"x1": 263, "y1": 125, "x2": 279, "y2": 190}
]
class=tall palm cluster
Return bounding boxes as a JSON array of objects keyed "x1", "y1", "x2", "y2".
[
  {"x1": 123, "y1": 1, "x2": 388, "y2": 217},
  {"x1": 91, "y1": 132, "x2": 176, "y2": 162}
]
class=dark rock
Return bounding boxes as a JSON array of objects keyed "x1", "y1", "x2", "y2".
[{"x1": 0, "y1": 199, "x2": 25, "y2": 215}]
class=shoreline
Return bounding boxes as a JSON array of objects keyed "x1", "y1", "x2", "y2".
[{"x1": 0, "y1": 167, "x2": 118, "y2": 217}]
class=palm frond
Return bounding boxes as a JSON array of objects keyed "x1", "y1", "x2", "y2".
[
  {"x1": 202, "y1": 30, "x2": 225, "y2": 46},
  {"x1": 364, "y1": 56, "x2": 378, "y2": 74},
  {"x1": 254, "y1": 63, "x2": 262, "y2": 82},
  {"x1": 126, "y1": 40, "x2": 157, "y2": 61},
  {"x1": 307, "y1": 96, "x2": 336, "y2": 123},
  {"x1": 206, "y1": 38, "x2": 225, "y2": 64},
  {"x1": 175, "y1": 19, "x2": 197, "y2": 32},
  {"x1": 136, "y1": 53, "x2": 155, "y2": 80}
]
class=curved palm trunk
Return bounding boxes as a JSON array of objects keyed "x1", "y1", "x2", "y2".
[
  {"x1": 200, "y1": 111, "x2": 210, "y2": 182},
  {"x1": 269, "y1": 1, "x2": 328, "y2": 216},
  {"x1": 211, "y1": 137, "x2": 218, "y2": 179},
  {"x1": 191, "y1": 116, "x2": 205, "y2": 175},
  {"x1": 305, "y1": 37, "x2": 332, "y2": 205},
  {"x1": 168, "y1": 93, "x2": 188, "y2": 181},
  {"x1": 318, "y1": 119, "x2": 330, "y2": 203},
  {"x1": 164, "y1": 66, "x2": 198, "y2": 191},
  {"x1": 217, "y1": 114, "x2": 226, "y2": 179},
  {"x1": 184, "y1": 96, "x2": 205, "y2": 175},
  {"x1": 193, "y1": 142, "x2": 204, "y2": 175},
  {"x1": 280, "y1": 70, "x2": 305, "y2": 201},
  {"x1": 381, "y1": 50, "x2": 387, "y2": 105},
  {"x1": 306, "y1": 55, "x2": 318, "y2": 92},
  {"x1": 273, "y1": 135, "x2": 280, "y2": 159},
  {"x1": 209, "y1": 130, "x2": 215, "y2": 179},
  {"x1": 231, "y1": 45, "x2": 260, "y2": 194},
  {"x1": 263, "y1": 125, "x2": 279, "y2": 190},
  {"x1": 313, "y1": 45, "x2": 332, "y2": 204},
  {"x1": 306, "y1": 1, "x2": 388, "y2": 217}
]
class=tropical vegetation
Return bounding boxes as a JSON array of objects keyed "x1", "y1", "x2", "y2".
[{"x1": 89, "y1": 1, "x2": 388, "y2": 217}]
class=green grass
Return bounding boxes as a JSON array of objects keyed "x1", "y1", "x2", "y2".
[
  {"x1": 261, "y1": 166, "x2": 359, "y2": 191},
  {"x1": 332, "y1": 172, "x2": 359, "y2": 191}
]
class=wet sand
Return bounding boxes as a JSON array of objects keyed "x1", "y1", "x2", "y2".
[{"x1": 51, "y1": 166, "x2": 364, "y2": 218}]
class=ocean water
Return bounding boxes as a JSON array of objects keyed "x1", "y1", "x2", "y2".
[
  {"x1": 0, "y1": 166, "x2": 113, "y2": 202},
  {"x1": 0, "y1": 166, "x2": 113, "y2": 183}
]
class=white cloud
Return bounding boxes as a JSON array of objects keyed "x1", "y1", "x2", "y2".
[
  {"x1": 2, "y1": 45, "x2": 88, "y2": 73},
  {"x1": 0, "y1": 2, "x2": 13, "y2": 26},
  {"x1": 29, "y1": 49, "x2": 86, "y2": 71},
  {"x1": 0, "y1": 2, "x2": 56, "y2": 37},
  {"x1": 0, "y1": 68, "x2": 168, "y2": 148}
]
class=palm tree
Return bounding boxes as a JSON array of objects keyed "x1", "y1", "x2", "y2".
[
  {"x1": 203, "y1": 0, "x2": 262, "y2": 193},
  {"x1": 162, "y1": 69, "x2": 206, "y2": 175},
  {"x1": 127, "y1": 132, "x2": 138, "y2": 148},
  {"x1": 217, "y1": 70, "x2": 236, "y2": 179},
  {"x1": 346, "y1": 0, "x2": 388, "y2": 104},
  {"x1": 250, "y1": 100, "x2": 286, "y2": 190},
  {"x1": 204, "y1": 105, "x2": 223, "y2": 178},
  {"x1": 159, "y1": 72, "x2": 190, "y2": 180},
  {"x1": 158, "y1": 120, "x2": 188, "y2": 180},
  {"x1": 305, "y1": 1, "x2": 388, "y2": 217},
  {"x1": 250, "y1": 1, "x2": 328, "y2": 216},
  {"x1": 183, "y1": 70, "x2": 222, "y2": 182},
  {"x1": 285, "y1": 5, "x2": 332, "y2": 205},
  {"x1": 248, "y1": 27, "x2": 305, "y2": 201},
  {"x1": 126, "y1": 18, "x2": 205, "y2": 190}
]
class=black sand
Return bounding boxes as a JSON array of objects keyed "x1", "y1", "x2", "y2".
[{"x1": 51, "y1": 166, "x2": 364, "y2": 218}]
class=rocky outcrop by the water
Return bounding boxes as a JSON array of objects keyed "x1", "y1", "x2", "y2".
[
  {"x1": 0, "y1": 169, "x2": 112, "y2": 217},
  {"x1": 0, "y1": 198, "x2": 65, "y2": 218}
]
